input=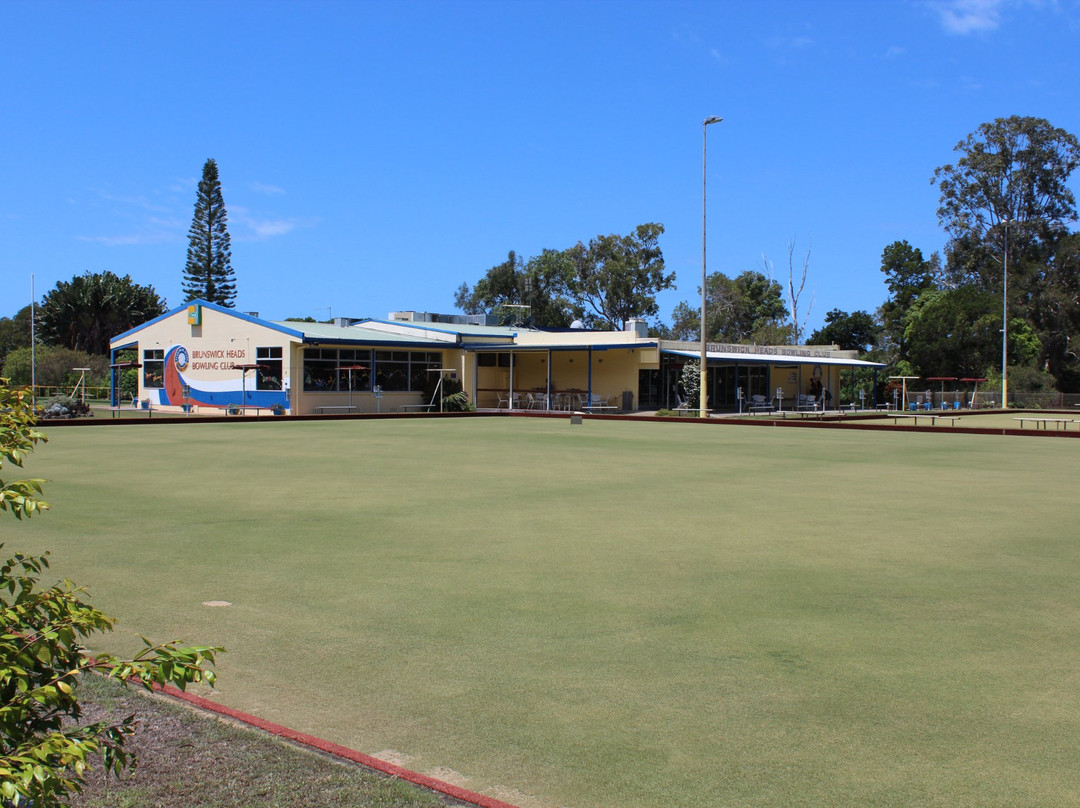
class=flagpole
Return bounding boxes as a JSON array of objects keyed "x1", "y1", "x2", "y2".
[{"x1": 30, "y1": 274, "x2": 36, "y2": 405}]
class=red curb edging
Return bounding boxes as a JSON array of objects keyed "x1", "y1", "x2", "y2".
[{"x1": 153, "y1": 684, "x2": 522, "y2": 808}]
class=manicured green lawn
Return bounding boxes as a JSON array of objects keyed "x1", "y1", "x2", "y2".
[{"x1": 17, "y1": 418, "x2": 1080, "y2": 807}]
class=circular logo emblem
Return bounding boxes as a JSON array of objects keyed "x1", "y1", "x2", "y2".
[{"x1": 174, "y1": 346, "x2": 189, "y2": 372}]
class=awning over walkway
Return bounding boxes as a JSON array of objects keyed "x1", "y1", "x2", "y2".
[{"x1": 663, "y1": 346, "x2": 885, "y2": 369}]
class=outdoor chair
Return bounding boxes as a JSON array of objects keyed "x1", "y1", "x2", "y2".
[{"x1": 750, "y1": 394, "x2": 773, "y2": 413}]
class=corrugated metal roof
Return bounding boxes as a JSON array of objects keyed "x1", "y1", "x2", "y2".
[
  {"x1": 269, "y1": 321, "x2": 450, "y2": 346},
  {"x1": 358, "y1": 318, "x2": 521, "y2": 339},
  {"x1": 664, "y1": 347, "x2": 886, "y2": 368},
  {"x1": 462, "y1": 340, "x2": 658, "y2": 352}
]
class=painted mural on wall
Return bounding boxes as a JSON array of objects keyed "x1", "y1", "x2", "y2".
[{"x1": 151, "y1": 345, "x2": 288, "y2": 409}]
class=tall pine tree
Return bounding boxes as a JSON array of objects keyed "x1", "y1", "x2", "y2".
[{"x1": 183, "y1": 158, "x2": 236, "y2": 307}]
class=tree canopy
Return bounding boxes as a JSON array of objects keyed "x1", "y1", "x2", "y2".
[
  {"x1": 567, "y1": 223, "x2": 674, "y2": 330},
  {"x1": 0, "y1": 307, "x2": 33, "y2": 370},
  {"x1": 36, "y1": 272, "x2": 165, "y2": 356},
  {"x1": 933, "y1": 115, "x2": 1080, "y2": 252},
  {"x1": 925, "y1": 116, "x2": 1080, "y2": 391},
  {"x1": 669, "y1": 270, "x2": 789, "y2": 344},
  {"x1": 454, "y1": 224, "x2": 672, "y2": 330},
  {"x1": 183, "y1": 158, "x2": 236, "y2": 307},
  {"x1": 807, "y1": 309, "x2": 880, "y2": 352}
]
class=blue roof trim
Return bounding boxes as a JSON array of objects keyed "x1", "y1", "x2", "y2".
[
  {"x1": 110, "y1": 299, "x2": 306, "y2": 343},
  {"x1": 300, "y1": 338, "x2": 449, "y2": 349}
]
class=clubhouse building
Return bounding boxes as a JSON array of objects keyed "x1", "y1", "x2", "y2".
[{"x1": 109, "y1": 299, "x2": 885, "y2": 415}]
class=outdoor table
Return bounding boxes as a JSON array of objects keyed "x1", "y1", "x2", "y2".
[
  {"x1": 313, "y1": 405, "x2": 356, "y2": 415},
  {"x1": 399, "y1": 404, "x2": 435, "y2": 413}
]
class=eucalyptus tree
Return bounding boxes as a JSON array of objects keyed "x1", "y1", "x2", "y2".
[
  {"x1": 669, "y1": 270, "x2": 788, "y2": 343},
  {"x1": 932, "y1": 116, "x2": 1080, "y2": 388},
  {"x1": 455, "y1": 223, "x2": 672, "y2": 330},
  {"x1": 932, "y1": 115, "x2": 1080, "y2": 294},
  {"x1": 566, "y1": 222, "x2": 674, "y2": 331}
]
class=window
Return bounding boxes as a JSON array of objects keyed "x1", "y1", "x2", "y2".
[
  {"x1": 303, "y1": 348, "x2": 439, "y2": 392},
  {"x1": 143, "y1": 349, "x2": 164, "y2": 388},
  {"x1": 256, "y1": 346, "x2": 283, "y2": 390},
  {"x1": 375, "y1": 350, "x2": 409, "y2": 391},
  {"x1": 477, "y1": 352, "x2": 511, "y2": 368},
  {"x1": 410, "y1": 351, "x2": 442, "y2": 391},
  {"x1": 303, "y1": 349, "x2": 339, "y2": 392}
]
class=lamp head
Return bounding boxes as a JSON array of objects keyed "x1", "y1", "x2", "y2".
[{"x1": 703, "y1": 116, "x2": 723, "y2": 126}]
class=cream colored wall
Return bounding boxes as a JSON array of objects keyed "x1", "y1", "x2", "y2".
[
  {"x1": 513, "y1": 330, "x2": 651, "y2": 348},
  {"x1": 465, "y1": 348, "x2": 643, "y2": 408},
  {"x1": 769, "y1": 363, "x2": 843, "y2": 408},
  {"x1": 116, "y1": 308, "x2": 297, "y2": 411}
]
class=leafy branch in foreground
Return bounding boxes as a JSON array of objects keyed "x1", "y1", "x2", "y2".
[
  {"x1": 0, "y1": 381, "x2": 48, "y2": 521},
  {"x1": 0, "y1": 378, "x2": 224, "y2": 807}
]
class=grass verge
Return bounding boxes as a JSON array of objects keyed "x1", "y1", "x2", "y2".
[{"x1": 70, "y1": 674, "x2": 444, "y2": 808}]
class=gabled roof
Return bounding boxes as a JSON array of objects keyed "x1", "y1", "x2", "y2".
[
  {"x1": 268, "y1": 320, "x2": 450, "y2": 347},
  {"x1": 110, "y1": 299, "x2": 306, "y2": 345}
]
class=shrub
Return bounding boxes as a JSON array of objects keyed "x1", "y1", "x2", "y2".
[{"x1": 0, "y1": 378, "x2": 222, "y2": 807}]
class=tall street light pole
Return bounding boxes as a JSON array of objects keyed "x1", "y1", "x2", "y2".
[
  {"x1": 1002, "y1": 220, "x2": 1011, "y2": 409},
  {"x1": 701, "y1": 115, "x2": 723, "y2": 418}
]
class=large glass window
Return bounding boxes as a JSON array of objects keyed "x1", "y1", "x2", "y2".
[
  {"x1": 375, "y1": 351, "x2": 409, "y2": 391},
  {"x1": 256, "y1": 346, "x2": 283, "y2": 390},
  {"x1": 410, "y1": 351, "x2": 443, "y2": 391},
  {"x1": 143, "y1": 349, "x2": 164, "y2": 388},
  {"x1": 303, "y1": 349, "x2": 340, "y2": 392},
  {"x1": 303, "y1": 348, "x2": 441, "y2": 392},
  {"x1": 337, "y1": 349, "x2": 371, "y2": 393}
]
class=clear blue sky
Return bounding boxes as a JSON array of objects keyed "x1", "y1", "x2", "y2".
[{"x1": 4, "y1": 0, "x2": 1079, "y2": 335}]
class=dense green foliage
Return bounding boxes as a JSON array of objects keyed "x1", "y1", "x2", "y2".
[
  {"x1": 873, "y1": 115, "x2": 1080, "y2": 391},
  {"x1": 455, "y1": 223, "x2": 674, "y2": 330},
  {"x1": 0, "y1": 379, "x2": 221, "y2": 806},
  {"x1": 669, "y1": 270, "x2": 789, "y2": 343},
  {"x1": 183, "y1": 158, "x2": 236, "y2": 307},
  {"x1": 36, "y1": 272, "x2": 165, "y2": 356},
  {"x1": 807, "y1": 308, "x2": 880, "y2": 351},
  {"x1": 0, "y1": 308, "x2": 33, "y2": 373},
  {"x1": 0, "y1": 347, "x2": 108, "y2": 389}
]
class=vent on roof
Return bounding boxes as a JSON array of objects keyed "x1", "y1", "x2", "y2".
[{"x1": 389, "y1": 311, "x2": 499, "y2": 326}]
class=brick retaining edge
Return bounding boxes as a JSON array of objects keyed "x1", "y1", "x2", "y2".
[{"x1": 153, "y1": 683, "x2": 522, "y2": 808}]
